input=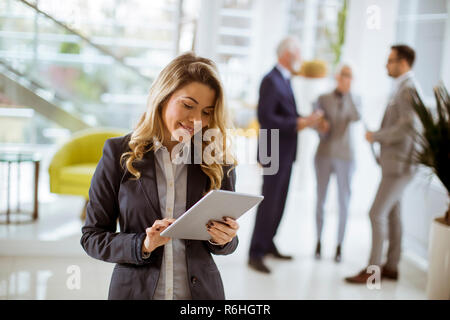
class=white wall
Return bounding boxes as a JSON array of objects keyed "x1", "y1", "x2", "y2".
[
  {"x1": 195, "y1": 0, "x2": 221, "y2": 60},
  {"x1": 442, "y1": 0, "x2": 450, "y2": 89},
  {"x1": 343, "y1": 0, "x2": 399, "y2": 128},
  {"x1": 247, "y1": 0, "x2": 290, "y2": 104}
]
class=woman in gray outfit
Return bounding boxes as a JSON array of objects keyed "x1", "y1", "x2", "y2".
[{"x1": 313, "y1": 64, "x2": 360, "y2": 262}]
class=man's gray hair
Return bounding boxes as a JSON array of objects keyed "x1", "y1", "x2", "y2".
[
  {"x1": 276, "y1": 36, "x2": 301, "y2": 58},
  {"x1": 335, "y1": 62, "x2": 355, "y2": 76}
]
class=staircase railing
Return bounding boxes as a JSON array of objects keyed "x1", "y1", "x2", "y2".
[{"x1": 17, "y1": 0, "x2": 152, "y2": 83}]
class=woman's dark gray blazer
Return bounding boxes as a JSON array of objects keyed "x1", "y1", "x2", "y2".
[{"x1": 80, "y1": 134, "x2": 238, "y2": 300}]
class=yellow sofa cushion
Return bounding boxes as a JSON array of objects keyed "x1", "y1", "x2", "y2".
[
  {"x1": 48, "y1": 129, "x2": 127, "y2": 202},
  {"x1": 59, "y1": 163, "x2": 97, "y2": 186}
]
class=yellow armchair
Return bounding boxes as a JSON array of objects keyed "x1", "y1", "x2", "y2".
[{"x1": 49, "y1": 128, "x2": 127, "y2": 219}]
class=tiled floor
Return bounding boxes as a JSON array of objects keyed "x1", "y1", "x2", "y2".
[{"x1": 0, "y1": 131, "x2": 427, "y2": 299}]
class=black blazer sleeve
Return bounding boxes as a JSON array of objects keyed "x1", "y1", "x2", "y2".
[
  {"x1": 80, "y1": 138, "x2": 149, "y2": 265},
  {"x1": 205, "y1": 165, "x2": 239, "y2": 255}
]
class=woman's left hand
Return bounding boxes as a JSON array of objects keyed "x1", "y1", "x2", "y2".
[{"x1": 206, "y1": 217, "x2": 239, "y2": 245}]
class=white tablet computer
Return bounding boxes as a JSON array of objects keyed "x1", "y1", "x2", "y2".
[{"x1": 160, "y1": 190, "x2": 264, "y2": 240}]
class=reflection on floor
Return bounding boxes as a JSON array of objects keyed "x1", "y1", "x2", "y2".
[{"x1": 0, "y1": 133, "x2": 427, "y2": 299}]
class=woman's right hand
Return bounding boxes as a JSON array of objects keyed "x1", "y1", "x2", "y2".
[
  {"x1": 142, "y1": 218, "x2": 176, "y2": 254},
  {"x1": 317, "y1": 119, "x2": 330, "y2": 134}
]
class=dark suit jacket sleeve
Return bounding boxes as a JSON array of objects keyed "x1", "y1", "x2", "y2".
[
  {"x1": 205, "y1": 166, "x2": 239, "y2": 255},
  {"x1": 80, "y1": 138, "x2": 149, "y2": 265},
  {"x1": 257, "y1": 77, "x2": 298, "y2": 134}
]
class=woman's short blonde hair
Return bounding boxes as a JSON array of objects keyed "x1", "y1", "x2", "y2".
[{"x1": 121, "y1": 52, "x2": 236, "y2": 191}]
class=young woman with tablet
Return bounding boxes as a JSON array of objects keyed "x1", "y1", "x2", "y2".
[{"x1": 81, "y1": 53, "x2": 239, "y2": 300}]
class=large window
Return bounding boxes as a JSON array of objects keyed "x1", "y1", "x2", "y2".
[
  {"x1": 2, "y1": 0, "x2": 376, "y2": 138},
  {"x1": 0, "y1": 0, "x2": 186, "y2": 131},
  {"x1": 288, "y1": 0, "x2": 345, "y2": 68},
  {"x1": 396, "y1": 0, "x2": 449, "y2": 100},
  {"x1": 216, "y1": 0, "x2": 255, "y2": 101}
]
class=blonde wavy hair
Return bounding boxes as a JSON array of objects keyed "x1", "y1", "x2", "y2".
[{"x1": 121, "y1": 52, "x2": 237, "y2": 191}]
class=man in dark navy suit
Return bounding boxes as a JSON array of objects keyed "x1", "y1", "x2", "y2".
[{"x1": 249, "y1": 36, "x2": 323, "y2": 273}]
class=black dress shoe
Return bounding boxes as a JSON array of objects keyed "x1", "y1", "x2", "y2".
[
  {"x1": 334, "y1": 245, "x2": 341, "y2": 263},
  {"x1": 381, "y1": 266, "x2": 398, "y2": 280},
  {"x1": 267, "y1": 248, "x2": 293, "y2": 260},
  {"x1": 248, "y1": 258, "x2": 271, "y2": 274},
  {"x1": 345, "y1": 268, "x2": 373, "y2": 284},
  {"x1": 315, "y1": 241, "x2": 321, "y2": 260}
]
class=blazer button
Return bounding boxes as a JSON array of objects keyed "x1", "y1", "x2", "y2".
[{"x1": 191, "y1": 276, "x2": 198, "y2": 285}]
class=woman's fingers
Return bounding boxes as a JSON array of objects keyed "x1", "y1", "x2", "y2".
[
  {"x1": 222, "y1": 217, "x2": 239, "y2": 230},
  {"x1": 206, "y1": 221, "x2": 228, "y2": 236},
  {"x1": 146, "y1": 219, "x2": 176, "y2": 237},
  {"x1": 206, "y1": 218, "x2": 239, "y2": 244},
  {"x1": 152, "y1": 219, "x2": 173, "y2": 231},
  {"x1": 207, "y1": 227, "x2": 230, "y2": 244},
  {"x1": 152, "y1": 222, "x2": 165, "y2": 232},
  {"x1": 207, "y1": 219, "x2": 238, "y2": 237},
  {"x1": 142, "y1": 218, "x2": 177, "y2": 253}
]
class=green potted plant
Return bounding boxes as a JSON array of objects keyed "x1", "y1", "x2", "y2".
[
  {"x1": 410, "y1": 84, "x2": 450, "y2": 300},
  {"x1": 325, "y1": 0, "x2": 348, "y2": 70}
]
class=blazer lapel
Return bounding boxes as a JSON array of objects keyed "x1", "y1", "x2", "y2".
[
  {"x1": 273, "y1": 67, "x2": 297, "y2": 111},
  {"x1": 382, "y1": 77, "x2": 413, "y2": 128},
  {"x1": 186, "y1": 142, "x2": 208, "y2": 211},
  {"x1": 286, "y1": 78, "x2": 296, "y2": 106},
  {"x1": 135, "y1": 140, "x2": 208, "y2": 217},
  {"x1": 136, "y1": 146, "x2": 162, "y2": 219}
]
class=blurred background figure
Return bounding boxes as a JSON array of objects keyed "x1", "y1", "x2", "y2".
[
  {"x1": 346, "y1": 45, "x2": 419, "y2": 284},
  {"x1": 313, "y1": 64, "x2": 360, "y2": 263},
  {"x1": 248, "y1": 36, "x2": 322, "y2": 274}
]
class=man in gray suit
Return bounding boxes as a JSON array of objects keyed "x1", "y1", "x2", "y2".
[
  {"x1": 346, "y1": 45, "x2": 418, "y2": 284},
  {"x1": 313, "y1": 64, "x2": 360, "y2": 263}
]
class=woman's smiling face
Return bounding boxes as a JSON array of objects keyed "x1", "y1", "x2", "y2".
[{"x1": 162, "y1": 81, "x2": 216, "y2": 146}]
